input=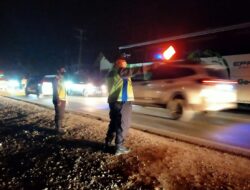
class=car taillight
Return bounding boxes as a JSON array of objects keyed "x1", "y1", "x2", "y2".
[
  {"x1": 196, "y1": 78, "x2": 237, "y2": 85},
  {"x1": 198, "y1": 79, "x2": 237, "y2": 92},
  {"x1": 202, "y1": 79, "x2": 237, "y2": 84}
]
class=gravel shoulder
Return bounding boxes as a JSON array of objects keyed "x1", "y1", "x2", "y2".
[{"x1": 0, "y1": 96, "x2": 250, "y2": 190}]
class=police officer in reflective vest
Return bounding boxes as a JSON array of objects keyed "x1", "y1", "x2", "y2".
[
  {"x1": 52, "y1": 67, "x2": 67, "y2": 133},
  {"x1": 104, "y1": 57, "x2": 144, "y2": 155}
]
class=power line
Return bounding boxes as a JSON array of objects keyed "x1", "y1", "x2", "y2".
[
  {"x1": 119, "y1": 22, "x2": 250, "y2": 50},
  {"x1": 75, "y1": 28, "x2": 87, "y2": 69}
]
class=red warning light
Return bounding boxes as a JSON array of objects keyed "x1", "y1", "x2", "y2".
[{"x1": 163, "y1": 46, "x2": 176, "y2": 60}]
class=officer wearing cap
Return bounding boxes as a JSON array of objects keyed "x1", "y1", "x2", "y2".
[
  {"x1": 52, "y1": 67, "x2": 67, "y2": 133},
  {"x1": 104, "y1": 56, "x2": 144, "y2": 155}
]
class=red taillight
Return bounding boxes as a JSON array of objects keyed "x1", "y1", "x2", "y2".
[
  {"x1": 196, "y1": 79, "x2": 237, "y2": 84},
  {"x1": 202, "y1": 80, "x2": 237, "y2": 84}
]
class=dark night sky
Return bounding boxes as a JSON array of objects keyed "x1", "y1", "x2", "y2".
[{"x1": 0, "y1": 0, "x2": 249, "y2": 74}]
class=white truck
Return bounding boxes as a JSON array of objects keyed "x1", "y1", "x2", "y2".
[{"x1": 201, "y1": 53, "x2": 250, "y2": 105}]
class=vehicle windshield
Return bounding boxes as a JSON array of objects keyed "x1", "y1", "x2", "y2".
[{"x1": 27, "y1": 76, "x2": 43, "y2": 83}]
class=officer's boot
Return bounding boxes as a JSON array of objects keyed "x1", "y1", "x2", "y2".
[{"x1": 103, "y1": 137, "x2": 113, "y2": 152}]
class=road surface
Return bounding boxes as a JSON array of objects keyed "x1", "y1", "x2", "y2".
[{"x1": 10, "y1": 94, "x2": 250, "y2": 157}]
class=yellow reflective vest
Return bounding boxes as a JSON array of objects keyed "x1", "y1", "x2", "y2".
[
  {"x1": 107, "y1": 68, "x2": 134, "y2": 103},
  {"x1": 53, "y1": 76, "x2": 67, "y2": 102}
]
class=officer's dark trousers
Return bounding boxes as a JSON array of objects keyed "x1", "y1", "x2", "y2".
[
  {"x1": 53, "y1": 100, "x2": 66, "y2": 130},
  {"x1": 105, "y1": 101, "x2": 132, "y2": 148}
]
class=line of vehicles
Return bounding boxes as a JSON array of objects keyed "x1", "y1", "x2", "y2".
[
  {"x1": 0, "y1": 70, "x2": 21, "y2": 91},
  {"x1": 0, "y1": 71, "x2": 107, "y2": 97},
  {"x1": 24, "y1": 74, "x2": 107, "y2": 97},
  {"x1": 11, "y1": 56, "x2": 247, "y2": 122}
]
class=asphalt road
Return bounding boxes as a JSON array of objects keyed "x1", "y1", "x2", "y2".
[{"x1": 11, "y1": 94, "x2": 250, "y2": 157}]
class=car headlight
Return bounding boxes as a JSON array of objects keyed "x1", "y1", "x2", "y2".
[{"x1": 8, "y1": 80, "x2": 19, "y2": 88}]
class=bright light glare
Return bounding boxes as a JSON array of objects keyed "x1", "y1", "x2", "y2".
[
  {"x1": 200, "y1": 88, "x2": 237, "y2": 103},
  {"x1": 42, "y1": 82, "x2": 53, "y2": 95},
  {"x1": 0, "y1": 80, "x2": 7, "y2": 90},
  {"x1": 215, "y1": 84, "x2": 234, "y2": 91},
  {"x1": 163, "y1": 46, "x2": 176, "y2": 60},
  {"x1": 86, "y1": 83, "x2": 96, "y2": 94},
  {"x1": 65, "y1": 80, "x2": 73, "y2": 89},
  {"x1": 154, "y1": 53, "x2": 163, "y2": 60},
  {"x1": 71, "y1": 83, "x2": 86, "y2": 92},
  {"x1": 8, "y1": 80, "x2": 19, "y2": 88},
  {"x1": 101, "y1": 84, "x2": 107, "y2": 94},
  {"x1": 87, "y1": 83, "x2": 94, "y2": 88}
]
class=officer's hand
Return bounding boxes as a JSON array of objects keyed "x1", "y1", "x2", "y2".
[{"x1": 57, "y1": 101, "x2": 61, "y2": 106}]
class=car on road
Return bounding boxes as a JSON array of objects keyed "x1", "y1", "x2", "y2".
[
  {"x1": 132, "y1": 60, "x2": 237, "y2": 120},
  {"x1": 25, "y1": 76, "x2": 42, "y2": 97},
  {"x1": 0, "y1": 74, "x2": 21, "y2": 91},
  {"x1": 66, "y1": 77, "x2": 107, "y2": 97},
  {"x1": 25, "y1": 75, "x2": 55, "y2": 97}
]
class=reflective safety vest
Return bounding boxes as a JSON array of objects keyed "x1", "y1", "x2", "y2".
[
  {"x1": 107, "y1": 68, "x2": 134, "y2": 103},
  {"x1": 58, "y1": 78, "x2": 67, "y2": 101},
  {"x1": 53, "y1": 76, "x2": 67, "y2": 101}
]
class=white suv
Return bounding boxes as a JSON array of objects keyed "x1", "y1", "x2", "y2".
[{"x1": 132, "y1": 60, "x2": 237, "y2": 120}]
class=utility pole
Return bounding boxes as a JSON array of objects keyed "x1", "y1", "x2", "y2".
[{"x1": 75, "y1": 28, "x2": 86, "y2": 70}]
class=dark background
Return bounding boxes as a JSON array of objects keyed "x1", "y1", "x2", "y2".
[{"x1": 0, "y1": 0, "x2": 249, "y2": 74}]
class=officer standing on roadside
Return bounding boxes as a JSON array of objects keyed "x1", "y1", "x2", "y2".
[
  {"x1": 52, "y1": 67, "x2": 67, "y2": 133},
  {"x1": 104, "y1": 56, "x2": 145, "y2": 155}
]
